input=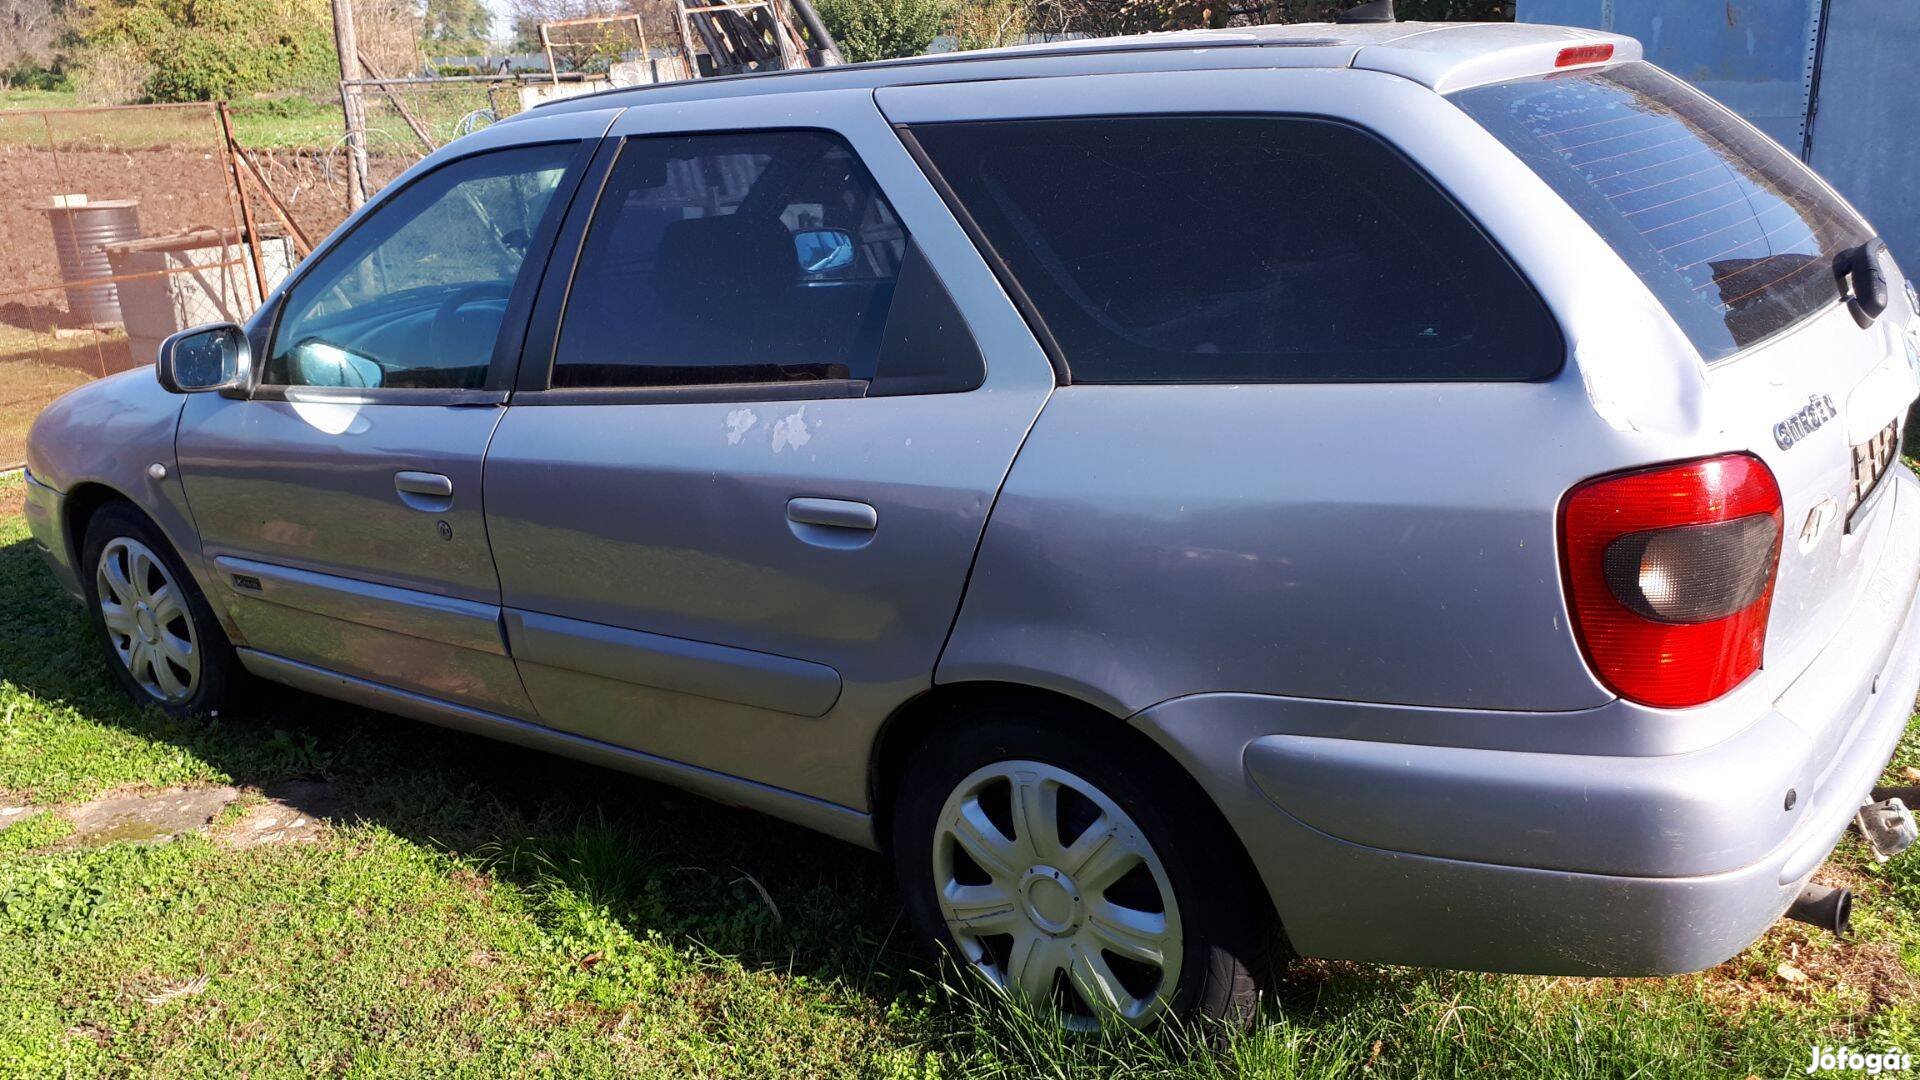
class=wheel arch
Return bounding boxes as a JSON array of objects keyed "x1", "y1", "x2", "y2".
[
  {"x1": 61, "y1": 481, "x2": 231, "y2": 642},
  {"x1": 869, "y1": 679, "x2": 1279, "y2": 933},
  {"x1": 62, "y1": 481, "x2": 138, "y2": 568}
]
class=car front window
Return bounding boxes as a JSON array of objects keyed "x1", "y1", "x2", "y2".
[{"x1": 265, "y1": 143, "x2": 575, "y2": 391}]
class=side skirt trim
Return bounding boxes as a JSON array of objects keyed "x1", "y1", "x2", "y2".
[{"x1": 236, "y1": 648, "x2": 878, "y2": 850}]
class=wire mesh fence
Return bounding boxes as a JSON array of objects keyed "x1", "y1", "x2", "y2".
[
  {"x1": 0, "y1": 87, "x2": 516, "y2": 467},
  {"x1": 0, "y1": 103, "x2": 274, "y2": 467},
  {"x1": 346, "y1": 76, "x2": 529, "y2": 191}
]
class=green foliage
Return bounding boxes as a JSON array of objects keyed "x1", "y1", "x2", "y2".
[
  {"x1": 80, "y1": 0, "x2": 339, "y2": 103},
  {"x1": 0, "y1": 812, "x2": 73, "y2": 857},
  {"x1": 421, "y1": 0, "x2": 492, "y2": 53},
  {"x1": 952, "y1": 0, "x2": 1028, "y2": 51},
  {"x1": 0, "y1": 68, "x2": 73, "y2": 93},
  {"x1": 815, "y1": 0, "x2": 952, "y2": 62}
]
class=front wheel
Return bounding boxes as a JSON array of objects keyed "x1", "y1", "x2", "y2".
[
  {"x1": 81, "y1": 502, "x2": 243, "y2": 717},
  {"x1": 893, "y1": 711, "x2": 1270, "y2": 1029}
]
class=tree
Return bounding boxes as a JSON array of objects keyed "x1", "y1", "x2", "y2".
[
  {"x1": 81, "y1": 0, "x2": 339, "y2": 101},
  {"x1": 815, "y1": 0, "x2": 949, "y2": 61},
  {"x1": 503, "y1": 0, "x2": 624, "y2": 53},
  {"x1": 1017, "y1": 0, "x2": 1508, "y2": 40},
  {"x1": 2, "y1": 0, "x2": 76, "y2": 82},
  {"x1": 953, "y1": 0, "x2": 1027, "y2": 51},
  {"x1": 421, "y1": 0, "x2": 492, "y2": 52}
]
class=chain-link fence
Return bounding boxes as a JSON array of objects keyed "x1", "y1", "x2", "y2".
[
  {"x1": 340, "y1": 76, "x2": 530, "y2": 199},
  {"x1": 0, "y1": 103, "x2": 284, "y2": 466},
  {"x1": 0, "y1": 88, "x2": 517, "y2": 467}
]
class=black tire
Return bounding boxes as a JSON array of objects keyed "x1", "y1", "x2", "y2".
[
  {"x1": 80, "y1": 501, "x2": 244, "y2": 717},
  {"x1": 892, "y1": 706, "x2": 1271, "y2": 1029}
]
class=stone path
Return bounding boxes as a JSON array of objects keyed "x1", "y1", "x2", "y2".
[{"x1": 0, "y1": 781, "x2": 343, "y2": 851}]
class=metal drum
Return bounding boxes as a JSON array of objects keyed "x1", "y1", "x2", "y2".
[{"x1": 42, "y1": 199, "x2": 142, "y2": 329}]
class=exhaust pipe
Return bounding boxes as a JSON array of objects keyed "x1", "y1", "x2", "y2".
[{"x1": 1785, "y1": 883, "x2": 1852, "y2": 938}]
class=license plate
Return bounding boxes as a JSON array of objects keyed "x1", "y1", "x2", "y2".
[{"x1": 1848, "y1": 419, "x2": 1901, "y2": 531}]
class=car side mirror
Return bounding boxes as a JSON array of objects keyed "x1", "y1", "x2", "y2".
[
  {"x1": 794, "y1": 228, "x2": 856, "y2": 274},
  {"x1": 156, "y1": 322, "x2": 250, "y2": 394}
]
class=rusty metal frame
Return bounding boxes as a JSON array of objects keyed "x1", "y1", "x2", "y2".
[
  {"x1": 216, "y1": 102, "x2": 271, "y2": 305},
  {"x1": 541, "y1": 14, "x2": 651, "y2": 84}
]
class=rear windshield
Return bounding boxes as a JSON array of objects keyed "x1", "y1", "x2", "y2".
[{"x1": 1452, "y1": 62, "x2": 1871, "y2": 363}]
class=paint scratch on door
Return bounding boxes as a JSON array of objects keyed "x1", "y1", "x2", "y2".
[
  {"x1": 725, "y1": 408, "x2": 759, "y2": 445},
  {"x1": 771, "y1": 406, "x2": 811, "y2": 453}
]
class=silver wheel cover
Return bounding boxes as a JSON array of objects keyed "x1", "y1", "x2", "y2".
[
  {"x1": 96, "y1": 537, "x2": 199, "y2": 705},
  {"x1": 932, "y1": 760, "x2": 1183, "y2": 1027}
]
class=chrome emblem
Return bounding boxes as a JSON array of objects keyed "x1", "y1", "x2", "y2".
[{"x1": 1774, "y1": 393, "x2": 1838, "y2": 450}]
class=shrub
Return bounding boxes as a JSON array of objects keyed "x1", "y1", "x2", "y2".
[
  {"x1": 70, "y1": 40, "x2": 155, "y2": 105},
  {"x1": 953, "y1": 0, "x2": 1028, "y2": 50},
  {"x1": 0, "y1": 67, "x2": 74, "y2": 93},
  {"x1": 815, "y1": 0, "x2": 952, "y2": 62},
  {"x1": 81, "y1": 0, "x2": 339, "y2": 102}
]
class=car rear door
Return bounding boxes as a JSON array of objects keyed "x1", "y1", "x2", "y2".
[
  {"x1": 480, "y1": 88, "x2": 1054, "y2": 810},
  {"x1": 176, "y1": 111, "x2": 611, "y2": 718}
]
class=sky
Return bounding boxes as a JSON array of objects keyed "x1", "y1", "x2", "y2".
[{"x1": 482, "y1": 0, "x2": 514, "y2": 43}]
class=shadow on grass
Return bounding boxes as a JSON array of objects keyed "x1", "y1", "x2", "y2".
[
  {"x1": 0, "y1": 533, "x2": 919, "y2": 1008},
  {"x1": 1, "y1": 530, "x2": 1863, "y2": 1075}
]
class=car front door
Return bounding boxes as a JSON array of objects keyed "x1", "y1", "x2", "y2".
[
  {"x1": 176, "y1": 112, "x2": 609, "y2": 718},
  {"x1": 482, "y1": 90, "x2": 1055, "y2": 811}
]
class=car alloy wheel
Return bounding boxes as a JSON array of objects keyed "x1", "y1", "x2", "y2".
[
  {"x1": 95, "y1": 536, "x2": 200, "y2": 704},
  {"x1": 931, "y1": 760, "x2": 1183, "y2": 1028}
]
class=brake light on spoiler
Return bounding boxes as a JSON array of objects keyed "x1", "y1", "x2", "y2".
[
  {"x1": 1555, "y1": 44, "x2": 1615, "y2": 68},
  {"x1": 1560, "y1": 454, "x2": 1783, "y2": 708}
]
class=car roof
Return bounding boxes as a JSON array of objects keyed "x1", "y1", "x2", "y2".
[{"x1": 511, "y1": 20, "x2": 1637, "y2": 121}]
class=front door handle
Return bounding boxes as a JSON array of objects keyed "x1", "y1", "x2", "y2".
[
  {"x1": 395, "y1": 470, "x2": 453, "y2": 512},
  {"x1": 787, "y1": 497, "x2": 877, "y2": 531}
]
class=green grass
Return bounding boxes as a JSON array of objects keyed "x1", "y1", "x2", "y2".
[
  {"x1": 1, "y1": 469, "x2": 1919, "y2": 1076},
  {"x1": 0, "y1": 88, "x2": 78, "y2": 111}
]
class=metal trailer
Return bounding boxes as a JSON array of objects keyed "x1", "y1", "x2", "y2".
[{"x1": 1518, "y1": 0, "x2": 1920, "y2": 270}]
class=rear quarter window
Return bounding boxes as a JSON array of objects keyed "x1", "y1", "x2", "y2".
[
  {"x1": 907, "y1": 115, "x2": 1564, "y2": 383},
  {"x1": 1452, "y1": 62, "x2": 1873, "y2": 364}
]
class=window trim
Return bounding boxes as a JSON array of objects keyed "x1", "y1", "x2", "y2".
[
  {"x1": 901, "y1": 111, "x2": 1569, "y2": 386},
  {"x1": 250, "y1": 138, "x2": 597, "y2": 405},
  {"x1": 894, "y1": 123, "x2": 1070, "y2": 385},
  {"x1": 511, "y1": 379, "x2": 870, "y2": 407},
  {"x1": 515, "y1": 126, "x2": 926, "y2": 401}
]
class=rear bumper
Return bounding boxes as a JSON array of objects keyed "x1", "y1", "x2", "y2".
[
  {"x1": 1135, "y1": 469, "x2": 1920, "y2": 975},
  {"x1": 21, "y1": 468, "x2": 81, "y2": 601}
]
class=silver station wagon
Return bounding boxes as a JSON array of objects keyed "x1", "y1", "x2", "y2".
[{"x1": 23, "y1": 18, "x2": 1920, "y2": 1028}]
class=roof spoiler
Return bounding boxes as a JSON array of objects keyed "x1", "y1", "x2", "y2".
[{"x1": 1353, "y1": 28, "x2": 1641, "y2": 94}]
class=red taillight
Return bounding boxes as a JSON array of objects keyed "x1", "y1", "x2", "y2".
[
  {"x1": 1555, "y1": 43, "x2": 1615, "y2": 67},
  {"x1": 1560, "y1": 454, "x2": 1782, "y2": 708}
]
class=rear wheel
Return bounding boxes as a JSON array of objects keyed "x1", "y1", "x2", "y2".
[
  {"x1": 893, "y1": 710, "x2": 1269, "y2": 1029},
  {"x1": 81, "y1": 502, "x2": 242, "y2": 717}
]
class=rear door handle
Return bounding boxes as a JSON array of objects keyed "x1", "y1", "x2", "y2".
[
  {"x1": 395, "y1": 470, "x2": 453, "y2": 511},
  {"x1": 786, "y1": 497, "x2": 877, "y2": 531}
]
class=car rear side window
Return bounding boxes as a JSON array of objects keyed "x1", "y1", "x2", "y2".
[
  {"x1": 1452, "y1": 62, "x2": 1873, "y2": 364},
  {"x1": 906, "y1": 115, "x2": 1562, "y2": 383},
  {"x1": 553, "y1": 130, "x2": 919, "y2": 389}
]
